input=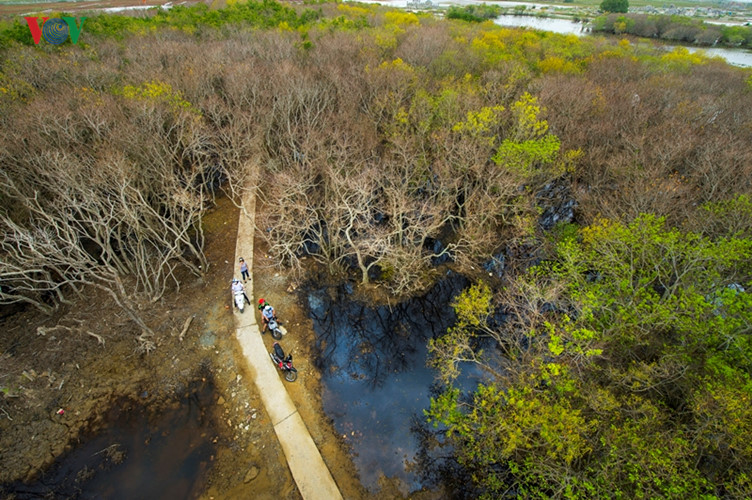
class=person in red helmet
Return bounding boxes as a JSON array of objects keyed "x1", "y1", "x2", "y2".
[{"x1": 258, "y1": 298, "x2": 276, "y2": 333}]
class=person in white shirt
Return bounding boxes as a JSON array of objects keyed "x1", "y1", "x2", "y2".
[
  {"x1": 231, "y1": 279, "x2": 250, "y2": 307},
  {"x1": 258, "y1": 298, "x2": 277, "y2": 333}
]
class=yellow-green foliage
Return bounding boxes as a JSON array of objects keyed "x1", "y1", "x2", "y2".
[
  {"x1": 0, "y1": 54, "x2": 37, "y2": 106},
  {"x1": 384, "y1": 11, "x2": 420, "y2": 28},
  {"x1": 371, "y1": 26, "x2": 399, "y2": 53},
  {"x1": 388, "y1": 80, "x2": 469, "y2": 138},
  {"x1": 510, "y1": 92, "x2": 548, "y2": 140},
  {"x1": 452, "y1": 281, "x2": 493, "y2": 329},
  {"x1": 428, "y1": 282, "x2": 493, "y2": 384},
  {"x1": 692, "y1": 376, "x2": 752, "y2": 467},
  {"x1": 452, "y1": 105, "x2": 505, "y2": 144},
  {"x1": 481, "y1": 384, "x2": 595, "y2": 464},
  {"x1": 431, "y1": 212, "x2": 752, "y2": 498},
  {"x1": 367, "y1": 57, "x2": 418, "y2": 82},
  {"x1": 544, "y1": 315, "x2": 603, "y2": 362},
  {"x1": 470, "y1": 29, "x2": 513, "y2": 65},
  {"x1": 460, "y1": 25, "x2": 597, "y2": 73},
  {"x1": 367, "y1": 11, "x2": 420, "y2": 54},
  {"x1": 0, "y1": 70, "x2": 34, "y2": 104},
  {"x1": 537, "y1": 55, "x2": 580, "y2": 75},
  {"x1": 702, "y1": 194, "x2": 752, "y2": 237},
  {"x1": 493, "y1": 135, "x2": 561, "y2": 176},
  {"x1": 337, "y1": 3, "x2": 373, "y2": 18},
  {"x1": 492, "y1": 93, "x2": 561, "y2": 176},
  {"x1": 660, "y1": 46, "x2": 707, "y2": 71},
  {"x1": 561, "y1": 148, "x2": 584, "y2": 174},
  {"x1": 118, "y1": 80, "x2": 200, "y2": 114},
  {"x1": 77, "y1": 85, "x2": 105, "y2": 107}
]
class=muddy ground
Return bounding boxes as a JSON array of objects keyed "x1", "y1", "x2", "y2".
[
  {"x1": 0, "y1": 196, "x2": 295, "y2": 499},
  {"x1": 0, "y1": 195, "x2": 434, "y2": 499}
]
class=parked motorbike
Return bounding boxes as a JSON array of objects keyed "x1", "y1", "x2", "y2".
[
  {"x1": 270, "y1": 342, "x2": 297, "y2": 382},
  {"x1": 266, "y1": 316, "x2": 285, "y2": 340},
  {"x1": 234, "y1": 291, "x2": 246, "y2": 313}
]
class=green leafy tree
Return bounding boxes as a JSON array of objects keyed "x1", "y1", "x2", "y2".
[
  {"x1": 491, "y1": 93, "x2": 562, "y2": 177},
  {"x1": 447, "y1": 5, "x2": 503, "y2": 23},
  {"x1": 600, "y1": 0, "x2": 628, "y2": 13},
  {"x1": 428, "y1": 215, "x2": 752, "y2": 498}
]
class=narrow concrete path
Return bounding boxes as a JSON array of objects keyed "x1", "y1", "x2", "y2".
[{"x1": 231, "y1": 190, "x2": 343, "y2": 500}]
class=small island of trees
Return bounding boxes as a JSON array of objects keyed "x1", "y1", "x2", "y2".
[{"x1": 600, "y1": 0, "x2": 629, "y2": 13}]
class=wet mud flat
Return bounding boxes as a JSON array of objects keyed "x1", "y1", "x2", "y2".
[{"x1": 1, "y1": 376, "x2": 218, "y2": 499}]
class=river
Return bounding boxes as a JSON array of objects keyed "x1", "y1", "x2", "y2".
[
  {"x1": 358, "y1": 0, "x2": 752, "y2": 67},
  {"x1": 494, "y1": 14, "x2": 590, "y2": 36},
  {"x1": 491, "y1": 14, "x2": 752, "y2": 67}
]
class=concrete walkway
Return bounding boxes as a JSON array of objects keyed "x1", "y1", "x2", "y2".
[{"x1": 232, "y1": 190, "x2": 343, "y2": 500}]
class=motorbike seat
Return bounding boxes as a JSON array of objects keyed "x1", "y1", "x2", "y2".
[{"x1": 273, "y1": 342, "x2": 285, "y2": 360}]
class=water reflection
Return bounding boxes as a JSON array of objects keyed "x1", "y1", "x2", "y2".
[
  {"x1": 308, "y1": 276, "x2": 465, "y2": 387},
  {"x1": 494, "y1": 14, "x2": 588, "y2": 36},
  {"x1": 307, "y1": 272, "x2": 484, "y2": 493}
]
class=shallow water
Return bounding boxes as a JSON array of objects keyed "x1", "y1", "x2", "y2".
[
  {"x1": 494, "y1": 14, "x2": 589, "y2": 36},
  {"x1": 307, "y1": 272, "x2": 485, "y2": 493},
  {"x1": 2, "y1": 379, "x2": 217, "y2": 499}
]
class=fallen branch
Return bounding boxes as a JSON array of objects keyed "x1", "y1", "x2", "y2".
[
  {"x1": 178, "y1": 315, "x2": 194, "y2": 342},
  {"x1": 93, "y1": 444, "x2": 120, "y2": 457},
  {"x1": 37, "y1": 325, "x2": 74, "y2": 336},
  {"x1": 86, "y1": 331, "x2": 106, "y2": 347},
  {"x1": 136, "y1": 333, "x2": 156, "y2": 354}
]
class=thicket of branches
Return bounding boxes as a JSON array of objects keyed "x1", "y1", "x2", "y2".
[{"x1": 0, "y1": 53, "x2": 213, "y2": 346}]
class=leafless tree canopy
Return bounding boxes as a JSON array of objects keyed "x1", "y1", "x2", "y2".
[
  {"x1": 1, "y1": 68, "x2": 211, "y2": 341},
  {"x1": 2, "y1": 14, "x2": 751, "y2": 322}
]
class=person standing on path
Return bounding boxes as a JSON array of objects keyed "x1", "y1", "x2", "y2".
[{"x1": 239, "y1": 257, "x2": 249, "y2": 282}]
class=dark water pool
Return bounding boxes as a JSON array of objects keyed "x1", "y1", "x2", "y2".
[
  {"x1": 2, "y1": 378, "x2": 218, "y2": 500},
  {"x1": 306, "y1": 272, "x2": 484, "y2": 493}
]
